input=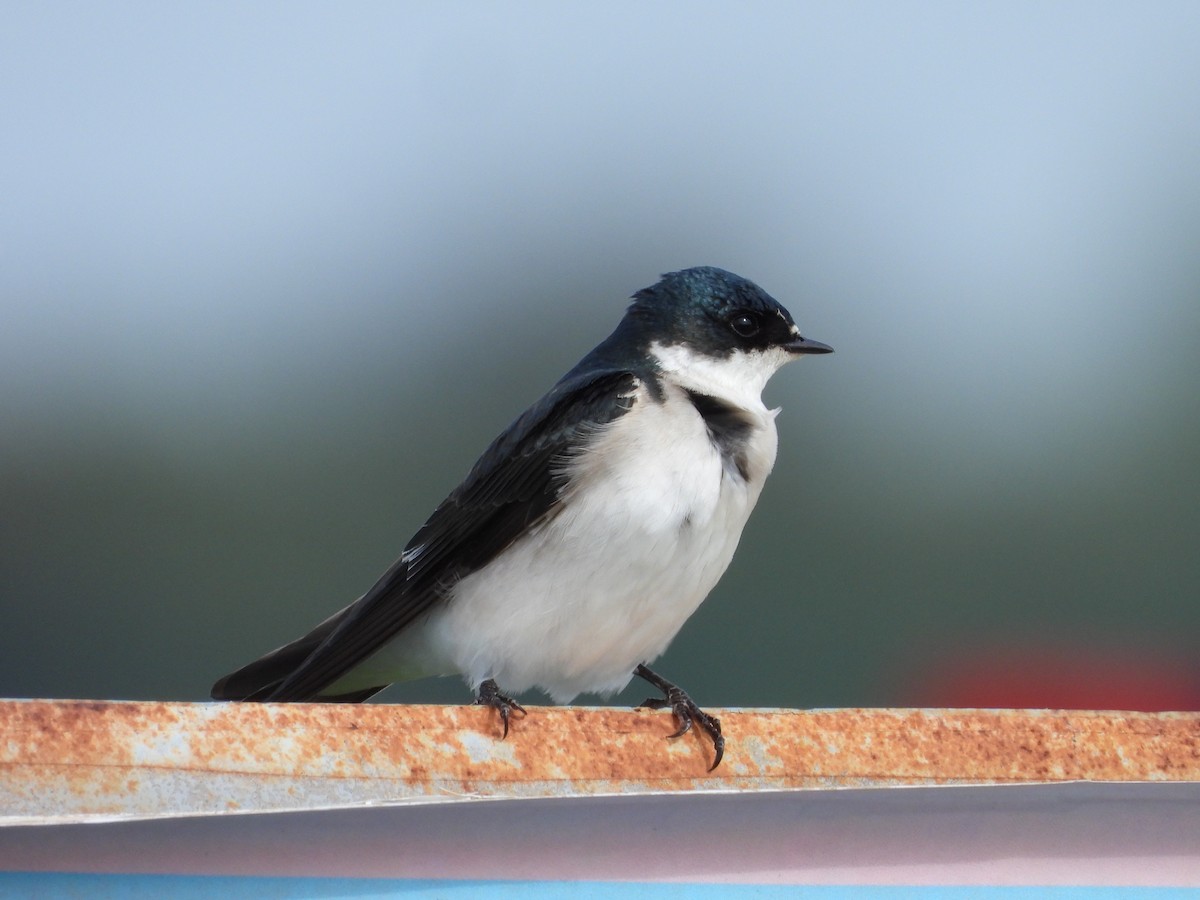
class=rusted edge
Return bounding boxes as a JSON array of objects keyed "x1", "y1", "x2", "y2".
[{"x1": 1, "y1": 701, "x2": 1197, "y2": 825}]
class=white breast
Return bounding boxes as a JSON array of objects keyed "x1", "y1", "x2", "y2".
[{"x1": 392, "y1": 376, "x2": 781, "y2": 703}]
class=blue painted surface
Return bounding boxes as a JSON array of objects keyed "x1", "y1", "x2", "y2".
[{"x1": 0, "y1": 874, "x2": 1194, "y2": 898}]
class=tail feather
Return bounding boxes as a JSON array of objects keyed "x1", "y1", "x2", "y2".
[{"x1": 210, "y1": 609, "x2": 386, "y2": 702}]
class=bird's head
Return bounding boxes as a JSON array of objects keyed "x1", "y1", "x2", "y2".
[{"x1": 627, "y1": 266, "x2": 832, "y2": 402}]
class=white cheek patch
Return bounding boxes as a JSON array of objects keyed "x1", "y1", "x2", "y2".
[{"x1": 648, "y1": 341, "x2": 794, "y2": 411}]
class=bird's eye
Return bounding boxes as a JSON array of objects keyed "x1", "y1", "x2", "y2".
[{"x1": 729, "y1": 313, "x2": 760, "y2": 338}]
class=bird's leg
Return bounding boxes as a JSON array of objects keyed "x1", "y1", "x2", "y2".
[
  {"x1": 474, "y1": 678, "x2": 527, "y2": 739},
  {"x1": 634, "y1": 663, "x2": 724, "y2": 771}
]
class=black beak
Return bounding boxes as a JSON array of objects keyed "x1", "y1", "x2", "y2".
[{"x1": 786, "y1": 335, "x2": 833, "y2": 355}]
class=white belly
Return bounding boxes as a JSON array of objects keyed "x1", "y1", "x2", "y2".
[{"x1": 351, "y1": 382, "x2": 779, "y2": 703}]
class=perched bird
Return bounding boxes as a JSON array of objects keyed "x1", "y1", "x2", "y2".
[{"x1": 212, "y1": 266, "x2": 832, "y2": 768}]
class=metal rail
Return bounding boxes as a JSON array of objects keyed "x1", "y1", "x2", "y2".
[{"x1": 2, "y1": 700, "x2": 1197, "y2": 825}]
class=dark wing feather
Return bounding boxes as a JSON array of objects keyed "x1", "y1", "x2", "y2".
[{"x1": 221, "y1": 368, "x2": 640, "y2": 702}]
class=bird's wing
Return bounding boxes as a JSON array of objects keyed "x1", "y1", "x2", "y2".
[{"x1": 234, "y1": 368, "x2": 641, "y2": 702}]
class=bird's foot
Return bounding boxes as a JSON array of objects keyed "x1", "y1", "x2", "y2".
[
  {"x1": 474, "y1": 678, "x2": 527, "y2": 739},
  {"x1": 634, "y1": 663, "x2": 724, "y2": 771}
]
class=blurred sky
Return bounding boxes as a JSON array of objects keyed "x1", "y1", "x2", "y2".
[{"x1": 3, "y1": 3, "x2": 1199, "y2": 709}]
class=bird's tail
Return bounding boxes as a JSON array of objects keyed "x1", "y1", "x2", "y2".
[{"x1": 210, "y1": 610, "x2": 384, "y2": 703}]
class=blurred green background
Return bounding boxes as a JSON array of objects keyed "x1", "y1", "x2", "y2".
[{"x1": 3, "y1": 3, "x2": 1198, "y2": 711}]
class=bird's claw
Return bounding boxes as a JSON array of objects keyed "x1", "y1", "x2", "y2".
[
  {"x1": 475, "y1": 678, "x2": 526, "y2": 739},
  {"x1": 635, "y1": 665, "x2": 724, "y2": 771}
]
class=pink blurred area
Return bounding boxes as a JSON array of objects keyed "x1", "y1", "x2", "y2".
[{"x1": 909, "y1": 642, "x2": 1200, "y2": 711}]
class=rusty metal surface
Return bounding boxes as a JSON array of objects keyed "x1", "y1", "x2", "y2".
[{"x1": 0, "y1": 700, "x2": 1197, "y2": 825}]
